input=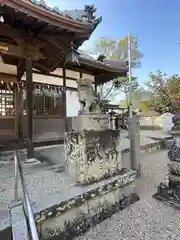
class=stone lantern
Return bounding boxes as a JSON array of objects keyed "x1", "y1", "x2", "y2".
[{"x1": 154, "y1": 97, "x2": 180, "y2": 206}]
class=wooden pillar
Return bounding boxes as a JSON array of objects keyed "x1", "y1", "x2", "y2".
[
  {"x1": 16, "y1": 60, "x2": 25, "y2": 142},
  {"x1": 63, "y1": 68, "x2": 68, "y2": 132},
  {"x1": 94, "y1": 75, "x2": 98, "y2": 93},
  {"x1": 26, "y1": 57, "x2": 34, "y2": 159}
]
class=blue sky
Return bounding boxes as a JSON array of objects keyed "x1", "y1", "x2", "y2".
[{"x1": 46, "y1": 0, "x2": 180, "y2": 101}]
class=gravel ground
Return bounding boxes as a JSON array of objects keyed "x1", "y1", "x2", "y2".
[
  {"x1": 0, "y1": 161, "x2": 74, "y2": 231},
  {"x1": 76, "y1": 150, "x2": 180, "y2": 240}
]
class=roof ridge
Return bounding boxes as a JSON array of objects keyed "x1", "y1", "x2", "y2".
[{"x1": 30, "y1": 0, "x2": 100, "y2": 23}]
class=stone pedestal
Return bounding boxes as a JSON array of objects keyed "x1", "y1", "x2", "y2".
[
  {"x1": 153, "y1": 114, "x2": 180, "y2": 207},
  {"x1": 129, "y1": 116, "x2": 141, "y2": 176},
  {"x1": 72, "y1": 114, "x2": 110, "y2": 132},
  {"x1": 64, "y1": 129, "x2": 121, "y2": 184}
]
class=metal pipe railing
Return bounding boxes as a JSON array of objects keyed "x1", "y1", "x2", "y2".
[{"x1": 14, "y1": 150, "x2": 39, "y2": 240}]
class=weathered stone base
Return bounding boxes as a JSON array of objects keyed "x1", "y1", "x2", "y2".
[
  {"x1": 40, "y1": 193, "x2": 139, "y2": 240},
  {"x1": 153, "y1": 183, "x2": 180, "y2": 209},
  {"x1": 36, "y1": 170, "x2": 139, "y2": 239},
  {"x1": 65, "y1": 129, "x2": 121, "y2": 184},
  {"x1": 168, "y1": 162, "x2": 180, "y2": 175}
]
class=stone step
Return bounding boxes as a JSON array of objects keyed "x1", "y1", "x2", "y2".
[
  {"x1": 35, "y1": 169, "x2": 139, "y2": 239},
  {"x1": 121, "y1": 140, "x2": 162, "y2": 155},
  {"x1": 0, "y1": 169, "x2": 139, "y2": 240}
]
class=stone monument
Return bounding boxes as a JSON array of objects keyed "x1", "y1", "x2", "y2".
[
  {"x1": 153, "y1": 108, "x2": 180, "y2": 207},
  {"x1": 65, "y1": 78, "x2": 139, "y2": 184},
  {"x1": 65, "y1": 78, "x2": 123, "y2": 184},
  {"x1": 64, "y1": 78, "x2": 139, "y2": 224}
]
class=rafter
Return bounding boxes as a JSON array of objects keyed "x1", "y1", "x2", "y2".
[
  {"x1": 0, "y1": 24, "x2": 45, "y2": 49},
  {"x1": 0, "y1": 41, "x2": 44, "y2": 60}
]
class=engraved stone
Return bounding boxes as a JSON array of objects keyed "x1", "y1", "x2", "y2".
[{"x1": 64, "y1": 130, "x2": 121, "y2": 184}]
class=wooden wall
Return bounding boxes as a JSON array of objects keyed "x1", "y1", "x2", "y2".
[{"x1": 0, "y1": 61, "x2": 95, "y2": 145}]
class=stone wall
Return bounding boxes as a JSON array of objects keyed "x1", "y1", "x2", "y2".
[
  {"x1": 139, "y1": 116, "x2": 163, "y2": 130},
  {"x1": 140, "y1": 114, "x2": 173, "y2": 132}
]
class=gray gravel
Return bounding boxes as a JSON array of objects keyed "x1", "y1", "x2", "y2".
[{"x1": 76, "y1": 150, "x2": 180, "y2": 240}]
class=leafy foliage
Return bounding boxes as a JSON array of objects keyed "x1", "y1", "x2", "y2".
[
  {"x1": 148, "y1": 70, "x2": 180, "y2": 114},
  {"x1": 95, "y1": 36, "x2": 142, "y2": 100},
  {"x1": 123, "y1": 89, "x2": 154, "y2": 112},
  {"x1": 114, "y1": 76, "x2": 139, "y2": 94}
]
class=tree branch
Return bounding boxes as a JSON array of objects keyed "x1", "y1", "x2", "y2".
[{"x1": 103, "y1": 83, "x2": 114, "y2": 99}]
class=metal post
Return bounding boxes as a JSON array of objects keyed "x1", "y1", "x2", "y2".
[
  {"x1": 14, "y1": 154, "x2": 18, "y2": 202},
  {"x1": 15, "y1": 150, "x2": 39, "y2": 240},
  {"x1": 128, "y1": 32, "x2": 133, "y2": 120}
]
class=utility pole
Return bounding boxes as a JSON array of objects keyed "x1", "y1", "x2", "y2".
[
  {"x1": 128, "y1": 32, "x2": 133, "y2": 119},
  {"x1": 128, "y1": 33, "x2": 140, "y2": 174}
]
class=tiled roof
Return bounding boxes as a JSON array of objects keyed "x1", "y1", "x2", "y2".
[
  {"x1": 30, "y1": 0, "x2": 100, "y2": 23},
  {"x1": 77, "y1": 50, "x2": 128, "y2": 69},
  {"x1": 66, "y1": 49, "x2": 128, "y2": 73},
  {"x1": 78, "y1": 50, "x2": 101, "y2": 60}
]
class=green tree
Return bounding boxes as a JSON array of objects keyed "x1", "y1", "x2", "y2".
[
  {"x1": 114, "y1": 76, "x2": 139, "y2": 105},
  {"x1": 124, "y1": 89, "x2": 153, "y2": 113},
  {"x1": 95, "y1": 36, "x2": 143, "y2": 100},
  {"x1": 148, "y1": 70, "x2": 180, "y2": 114}
]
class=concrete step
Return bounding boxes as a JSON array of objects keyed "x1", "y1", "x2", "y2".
[
  {"x1": 0, "y1": 169, "x2": 139, "y2": 240},
  {"x1": 10, "y1": 201, "x2": 29, "y2": 240}
]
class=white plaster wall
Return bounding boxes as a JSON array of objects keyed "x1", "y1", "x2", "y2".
[
  {"x1": 0, "y1": 60, "x2": 17, "y2": 75},
  {"x1": 22, "y1": 72, "x2": 63, "y2": 85},
  {"x1": 66, "y1": 90, "x2": 79, "y2": 117}
]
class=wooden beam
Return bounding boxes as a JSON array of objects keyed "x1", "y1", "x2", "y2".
[
  {"x1": 0, "y1": 73, "x2": 17, "y2": 82},
  {"x1": 0, "y1": 24, "x2": 45, "y2": 47},
  {"x1": 63, "y1": 64, "x2": 93, "y2": 75},
  {"x1": 0, "y1": 41, "x2": 24, "y2": 58},
  {"x1": 47, "y1": 39, "x2": 67, "y2": 53},
  {"x1": 17, "y1": 60, "x2": 25, "y2": 79},
  {"x1": 0, "y1": 41, "x2": 44, "y2": 60}
]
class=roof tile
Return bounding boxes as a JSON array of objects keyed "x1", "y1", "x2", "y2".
[{"x1": 30, "y1": 0, "x2": 99, "y2": 22}]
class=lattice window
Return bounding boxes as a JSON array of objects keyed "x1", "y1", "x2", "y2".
[
  {"x1": 0, "y1": 82, "x2": 14, "y2": 116},
  {"x1": 22, "y1": 82, "x2": 64, "y2": 116}
]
